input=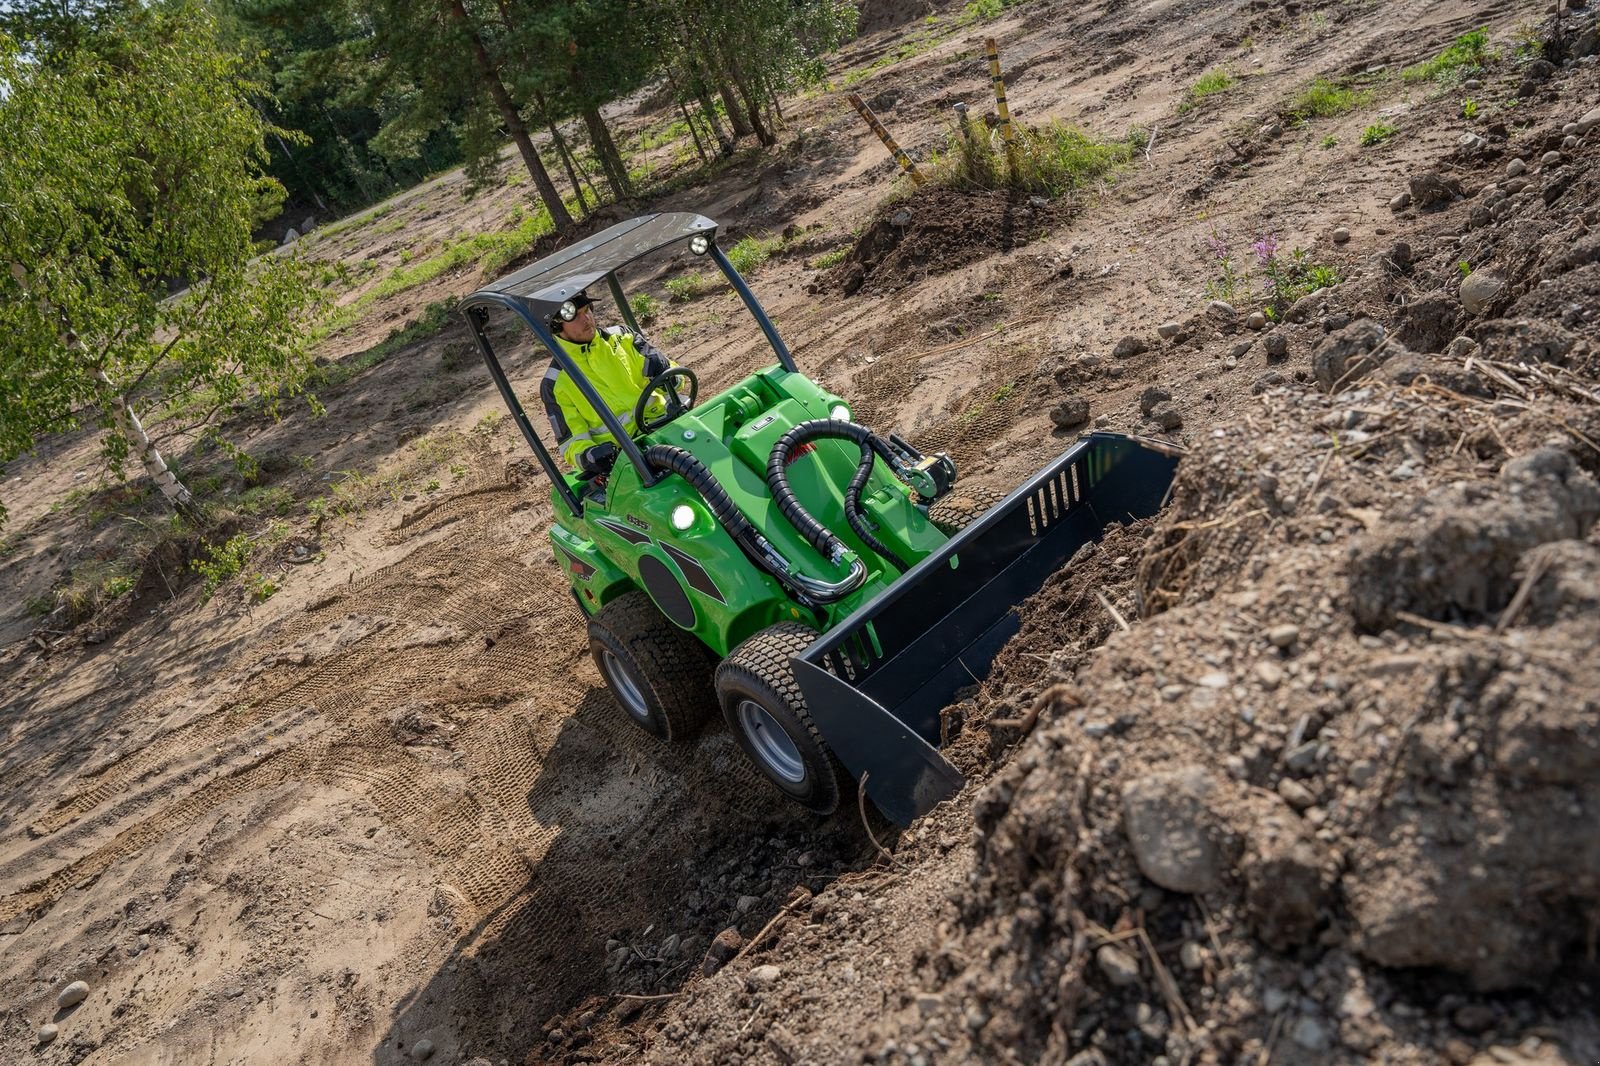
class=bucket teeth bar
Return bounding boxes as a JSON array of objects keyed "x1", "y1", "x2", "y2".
[{"x1": 791, "y1": 432, "x2": 1182, "y2": 826}]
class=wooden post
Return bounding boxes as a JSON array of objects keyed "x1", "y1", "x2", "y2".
[
  {"x1": 846, "y1": 92, "x2": 925, "y2": 185},
  {"x1": 985, "y1": 38, "x2": 1019, "y2": 175}
]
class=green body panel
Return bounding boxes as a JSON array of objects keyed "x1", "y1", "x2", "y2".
[{"x1": 549, "y1": 366, "x2": 951, "y2": 656}]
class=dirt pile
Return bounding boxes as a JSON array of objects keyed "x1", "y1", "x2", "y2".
[{"x1": 823, "y1": 187, "x2": 1075, "y2": 295}]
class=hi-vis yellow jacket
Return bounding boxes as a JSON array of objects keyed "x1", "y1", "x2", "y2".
[{"x1": 540, "y1": 326, "x2": 673, "y2": 470}]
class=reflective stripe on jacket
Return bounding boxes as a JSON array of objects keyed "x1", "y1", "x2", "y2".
[{"x1": 541, "y1": 326, "x2": 672, "y2": 469}]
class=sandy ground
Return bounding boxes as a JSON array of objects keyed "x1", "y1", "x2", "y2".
[{"x1": 2, "y1": 0, "x2": 1593, "y2": 1062}]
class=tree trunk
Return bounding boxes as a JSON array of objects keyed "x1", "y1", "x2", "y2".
[
  {"x1": 718, "y1": 82, "x2": 753, "y2": 138},
  {"x1": 727, "y1": 56, "x2": 774, "y2": 146},
  {"x1": 449, "y1": 0, "x2": 572, "y2": 232},
  {"x1": 678, "y1": 98, "x2": 708, "y2": 163},
  {"x1": 96, "y1": 370, "x2": 195, "y2": 513},
  {"x1": 534, "y1": 90, "x2": 590, "y2": 215},
  {"x1": 691, "y1": 79, "x2": 733, "y2": 154},
  {"x1": 580, "y1": 104, "x2": 632, "y2": 200}
]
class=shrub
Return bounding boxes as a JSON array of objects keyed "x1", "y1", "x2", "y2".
[
  {"x1": 1180, "y1": 69, "x2": 1236, "y2": 113},
  {"x1": 1288, "y1": 78, "x2": 1372, "y2": 121},
  {"x1": 1360, "y1": 122, "x2": 1398, "y2": 146},
  {"x1": 629, "y1": 292, "x2": 661, "y2": 324},
  {"x1": 929, "y1": 119, "x2": 1134, "y2": 198},
  {"x1": 1403, "y1": 28, "x2": 1492, "y2": 84},
  {"x1": 194, "y1": 533, "x2": 252, "y2": 598},
  {"x1": 726, "y1": 233, "x2": 786, "y2": 274},
  {"x1": 810, "y1": 247, "x2": 849, "y2": 269}
]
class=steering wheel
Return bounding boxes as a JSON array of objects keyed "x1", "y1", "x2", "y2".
[{"x1": 632, "y1": 366, "x2": 699, "y2": 435}]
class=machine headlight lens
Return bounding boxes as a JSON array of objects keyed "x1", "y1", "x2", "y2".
[
  {"x1": 830, "y1": 404, "x2": 851, "y2": 421},
  {"x1": 559, "y1": 300, "x2": 577, "y2": 321},
  {"x1": 671, "y1": 504, "x2": 696, "y2": 531},
  {"x1": 689, "y1": 234, "x2": 710, "y2": 255}
]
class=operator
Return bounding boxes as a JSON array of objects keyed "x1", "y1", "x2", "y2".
[{"x1": 539, "y1": 290, "x2": 675, "y2": 475}]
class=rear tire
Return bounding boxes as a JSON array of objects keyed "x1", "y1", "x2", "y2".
[
  {"x1": 588, "y1": 591, "x2": 716, "y2": 742},
  {"x1": 716, "y1": 623, "x2": 846, "y2": 815},
  {"x1": 927, "y1": 485, "x2": 1006, "y2": 535}
]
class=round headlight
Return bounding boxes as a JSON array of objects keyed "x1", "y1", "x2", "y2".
[
  {"x1": 670, "y1": 504, "x2": 696, "y2": 531},
  {"x1": 829, "y1": 404, "x2": 851, "y2": 421},
  {"x1": 559, "y1": 300, "x2": 577, "y2": 321},
  {"x1": 689, "y1": 234, "x2": 710, "y2": 256}
]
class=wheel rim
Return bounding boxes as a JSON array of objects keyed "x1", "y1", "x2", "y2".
[
  {"x1": 737, "y1": 699, "x2": 807, "y2": 785},
  {"x1": 599, "y1": 649, "x2": 650, "y2": 722}
]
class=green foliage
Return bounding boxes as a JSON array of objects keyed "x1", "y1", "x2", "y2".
[
  {"x1": 1180, "y1": 69, "x2": 1236, "y2": 113},
  {"x1": 629, "y1": 293, "x2": 662, "y2": 325},
  {"x1": 811, "y1": 248, "x2": 850, "y2": 269},
  {"x1": 664, "y1": 274, "x2": 721, "y2": 302},
  {"x1": 1459, "y1": 260, "x2": 1473, "y2": 278},
  {"x1": 0, "y1": 4, "x2": 318, "y2": 525},
  {"x1": 1360, "y1": 122, "x2": 1398, "y2": 146},
  {"x1": 1403, "y1": 28, "x2": 1492, "y2": 84},
  {"x1": 958, "y1": 0, "x2": 1024, "y2": 24},
  {"x1": 727, "y1": 234, "x2": 786, "y2": 274},
  {"x1": 1461, "y1": 98, "x2": 1479, "y2": 119},
  {"x1": 1320, "y1": 134, "x2": 1339, "y2": 149},
  {"x1": 236, "y1": 485, "x2": 296, "y2": 518},
  {"x1": 245, "y1": 573, "x2": 277, "y2": 603},
  {"x1": 1204, "y1": 231, "x2": 1340, "y2": 318},
  {"x1": 194, "y1": 533, "x2": 252, "y2": 598},
  {"x1": 1287, "y1": 78, "x2": 1372, "y2": 121},
  {"x1": 929, "y1": 120, "x2": 1134, "y2": 198}
]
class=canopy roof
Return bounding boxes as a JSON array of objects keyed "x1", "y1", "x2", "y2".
[{"x1": 467, "y1": 212, "x2": 718, "y2": 317}]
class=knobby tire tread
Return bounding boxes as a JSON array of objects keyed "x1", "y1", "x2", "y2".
[{"x1": 590, "y1": 591, "x2": 716, "y2": 742}]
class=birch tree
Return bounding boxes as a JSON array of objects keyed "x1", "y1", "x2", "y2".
[{"x1": 0, "y1": 3, "x2": 318, "y2": 524}]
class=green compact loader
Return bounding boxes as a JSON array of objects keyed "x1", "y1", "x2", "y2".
[{"x1": 462, "y1": 212, "x2": 1179, "y2": 825}]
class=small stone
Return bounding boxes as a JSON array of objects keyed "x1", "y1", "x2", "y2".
[
  {"x1": 1157, "y1": 320, "x2": 1183, "y2": 339},
  {"x1": 1050, "y1": 397, "x2": 1091, "y2": 429},
  {"x1": 1285, "y1": 742, "x2": 1320, "y2": 772},
  {"x1": 1505, "y1": 158, "x2": 1527, "y2": 178},
  {"x1": 915, "y1": 992, "x2": 944, "y2": 1016},
  {"x1": 1139, "y1": 386, "x2": 1172, "y2": 416},
  {"x1": 1331, "y1": 226, "x2": 1350, "y2": 244},
  {"x1": 410, "y1": 1039, "x2": 436, "y2": 1061},
  {"x1": 1292, "y1": 1016, "x2": 1330, "y2": 1051},
  {"x1": 1578, "y1": 107, "x2": 1600, "y2": 136},
  {"x1": 1541, "y1": 150, "x2": 1562, "y2": 167},
  {"x1": 1122, "y1": 766, "x2": 1222, "y2": 893},
  {"x1": 1263, "y1": 986, "x2": 1291, "y2": 1013},
  {"x1": 1112, "y1": 335, "x2": 1148, "y2": 359},
  {"x1": 736, "y1": 894, "x2": 760, "y2": 913},
  {"x1": 1459, "y1": 270, "x2": 1504, "y2": 315},
  {"x1": 1207, "y1": 299, "x2": 1237, "y2": 319},
  {"x1": 1245, "y1": 311, "x2": 1267, "y2": 330},
  {"x1": 57, "y1": 980, "x2": 89, "y2": 1009},
  {"x1": 1267, "y1": 624, "x2": 1299, "y2": 648},
  {"x1": 702, "y1": 927, "x2": 745, "y2": 977},
  {"x1": 37, "y1": 1024, "x2": 59, "y2": 1046},
  {"x1": 1564, "y1": 122, "x2": 1580, "y2": 136},
  {"x1": 1348, "y1": 759, "x2": 1378, "y2": 787},
  {"x1": 1565, "y1": 135, "x2": 1580, "y2": 150},
  {"x1": 1409, "y1": 170, "x2": 1461, "y2": 209},
  {"x1": 1255, "y1": 661, "x2": 1284, "y2": 688},
  {"x1": 1277, "y1": 778, "x2": 1316, "y2": 809},
  {"x1": 1228, "y1": 340, "x2": 1254, "y2": 359},
  {"x1": 1096, "y1": 944, "x2": 1141, "y2": 986},
  {"x1": 1263, "y1": 333, "x2": 1289, "y2": 360},
  {"x1": 1179, "y1": 942, "x2": 1206, "y2": 971},
  {"x1": 1456, "y1": 133, "x2": 1486, "y2": 151},
  {"x1": 747, "y1": 964, "x2": 782, "y2": 990},
  {"x1": 1389, "y1": 191, "x2": 1412, "y2": 212},
  {"x1": 660, "y1": 933, "x2": 681, "y2": 958},
  {"x1": 1148, "y1": 403, "x2": 1183, "y2": 432},
  {"x1": 890, "y1": 208, "x2": 912, "y2": 226}
]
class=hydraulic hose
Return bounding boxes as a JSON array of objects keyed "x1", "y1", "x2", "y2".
[
  {"x1": 766, "y1": 420, "x2": 914, "y2": 573},
  {"x1": 642, "y1": 445, "x2": 866, "y2": 605}
]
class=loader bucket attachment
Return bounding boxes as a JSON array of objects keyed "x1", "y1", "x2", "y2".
[{"x1": 791, "y1": 432, "x2": 1181, "y2": 826}]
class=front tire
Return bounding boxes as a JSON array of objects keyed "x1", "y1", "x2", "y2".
[
  {"x1": 588, "y1": 591, "x2": 716, "y2": 742},
  {"x1": 928, "y1": 485, "x2": 1006, "y2": 536},
  {"x1": 715, "y1": 623, "x2": 847, "y2": 815}
]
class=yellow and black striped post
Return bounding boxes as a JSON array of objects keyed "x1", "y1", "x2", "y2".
[
  {"x1": 847, "y1": 92, "x2": 925, "y2": 185},
  {"x1": 985, "y1": 38, "x2": 1019, "y2": 173}
]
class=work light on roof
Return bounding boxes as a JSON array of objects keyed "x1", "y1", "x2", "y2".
[{"x1": 689, "y1": 234, "x2": 710, "y2": 256}]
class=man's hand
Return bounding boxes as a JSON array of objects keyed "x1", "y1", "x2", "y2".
[{"x1": 579, "y1": 441, "x2": 619, "y2": 475}]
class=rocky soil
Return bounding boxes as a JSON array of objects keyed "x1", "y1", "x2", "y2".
[{"x1": 4, "y1": 1, "x2": 1599, "y2": 1064}]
